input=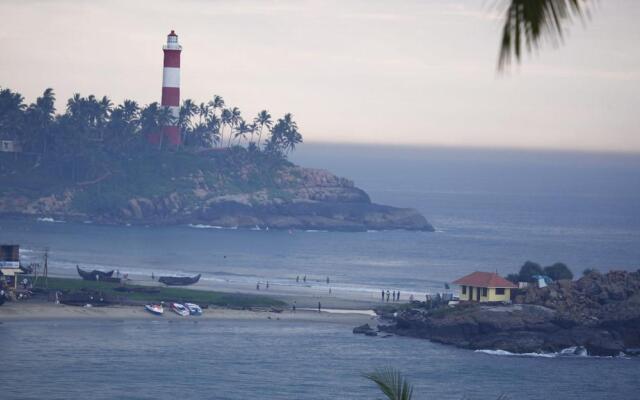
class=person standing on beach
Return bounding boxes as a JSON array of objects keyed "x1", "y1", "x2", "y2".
[
  {"x1": 256, "y1": 282, "x2": 260, "y2": 290},
  {"x1": 318, "y1": 302, "x2": 321, "y2": 313},
  {"x1": 266, "y1": 281, "x2": 270, "y2": 289},
  {"x1": 303, "y1": 275, "x2": 307, "y2": 283},
  {"x1": 292, "y1": 301, "x2": 296, "y2": 313},
  {"x1": 296, "y1": 275, "x2": 299, "y2": 283},
  {"x1": 381, "y1": 290, "x2": 385, "y2": 301},
  {"x1": 392, "y1": 290, "x2": 396, "y2": 301},
  {"x1": 326, "y1": 276, "x2": 330, "y2": 284},
  {"x1": 151, "y1": 272, "x2": 155, "y2": 281},
  {"x1": 397, "y1": 290, "x2": 401, "y2": 301},
  {"x1": 386, "y1": 290, "x2": 390, "y2": 302}
]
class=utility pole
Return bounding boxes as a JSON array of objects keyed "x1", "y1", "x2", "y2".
[{"x1": 43, "y1": 247, "x2": 49, "y2": 289}]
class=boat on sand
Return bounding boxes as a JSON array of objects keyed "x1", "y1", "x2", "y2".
[
  {"x1": 158, "y1": 274, "x2": 201, "y2": 286},
  {"x1": 145, "y1": 303, "x2": 163, "y2": 316},
  {"x1": 170, "y1": 302, "x2": 190, "y2": 316},
  {"x1": 185, "y1": 303, "x2": 203, "y2": 316}
]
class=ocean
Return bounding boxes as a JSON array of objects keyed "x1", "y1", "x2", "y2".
[{"x1": 1, "y1": 144, "x2": 640, "y2": 398}]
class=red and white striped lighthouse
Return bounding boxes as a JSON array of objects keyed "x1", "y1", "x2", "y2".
[{"x1": 160, "y1": 30, "x2": 182, "y2": 146}]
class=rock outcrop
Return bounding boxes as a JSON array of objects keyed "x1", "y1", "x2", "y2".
[
  {"x1": 380, "y1": 271, "x2": 640, "y2": 356},
  {"x1": 0, "y1": 165, "x2": 434, "y2": 232}
]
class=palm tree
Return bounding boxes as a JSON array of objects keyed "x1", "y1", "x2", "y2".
[
  {"x1": 179, "y1": 99, "x2": 198, "y2": 143},
  {"x1": 208, "y1": 95, "x2": 225, "y2": 118},
  {"x1": 226, "y1": 107, "x2": 242, "y2": 147},
  {"x1": 220, "y1": 108, "x2": 232, "y2": 147},
  {"x1": 498, "y1": 0, "x2": 586, "y2": 71},
  {"x1": 253, "y1": 110, "x2": 272, "y2": 147},
  {"x1": 206, "y1": 114, "x2": 221, "y2": 147},
  {"x1": 197, "y1": 102, "x2": 211, "y2": 125},
  {"x1": 364, "y1": 368, "x2": 414, "y2": 400},
  {"x1": 233, "y1": 119, "x2": 253, "y2": 146},
  {"x1": 25, "y1": 88, "x2": 55, "y2": 155}
]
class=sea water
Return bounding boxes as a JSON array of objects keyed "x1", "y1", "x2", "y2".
[
  {"x1": 1, "y1": 144, "x2": 640, "y2": 398},
  {"x1": 3, "y1": 145, "x2": 640, "y2": 296},
  {"x1": 0, "y1": 319, "x2": 638, "y2": 400}
]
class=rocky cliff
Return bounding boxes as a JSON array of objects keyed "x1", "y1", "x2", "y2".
[
  {"x1": 0, "y1": 161, "x2": 434, "y2": 232},
  {"x1": 379, "y1": 271, "x2": 640, "y2": 356}
]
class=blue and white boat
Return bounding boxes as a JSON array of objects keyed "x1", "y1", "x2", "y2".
[{"x1": 185, "y1": 302, "x2": 202, "y2": 316}]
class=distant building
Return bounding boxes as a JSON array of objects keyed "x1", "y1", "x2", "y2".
[
  {"x1": 452, "y1": 271, "x2": 517, "y2": 303},
  {"x1": 0, "y1": 244, "x2": 23, "y2": 289}
]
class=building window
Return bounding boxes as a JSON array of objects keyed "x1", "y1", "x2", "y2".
[
  {"x1": 496, "y1": 288, "x2": 505, "y2": 295},
  {"x1": 482, "y1": 288, "x2": 488, "y2": 297},
  {"x1": 461, "y1": 286, "x2": 467, "y2": 295}
]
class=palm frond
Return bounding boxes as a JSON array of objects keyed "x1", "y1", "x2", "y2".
[
  {"x1": 497, "y1": 0, "x2": 586, "y2": 71},
  {"x1": 364, "y1": 368, "x2": 414, "y2": 400}
]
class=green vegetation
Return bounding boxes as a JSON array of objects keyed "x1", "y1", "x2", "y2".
[
  {"x1": 364, "y1": 368, "x2": 414, "y2": 400},
  {"x1": 364, "y1": 368, "x2": 510, "y2": 400},
  {"x1": 0, "y1": 88, "x2": 302, "y2": 196},
  {"x1": 0, "y1": 87, "x2": 307, "y2": 214},
  {"x1": 34, "y1": 277, "x2": 284, "y2": 308},
  {"x1": 498, "y1": 1, "x2": 586, "y2": 70},
  {"x1": 507, "y1": 261, "x2": 574, "y2": 283}
]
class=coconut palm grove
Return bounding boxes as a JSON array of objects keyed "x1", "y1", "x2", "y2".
[{"x1": 0, "y1": 87, "x2": 302, "y2": 183}]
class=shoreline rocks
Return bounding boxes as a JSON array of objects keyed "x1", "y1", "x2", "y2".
[{"x1": 378, "y1": 271, "x2": 640, "y2": 357}]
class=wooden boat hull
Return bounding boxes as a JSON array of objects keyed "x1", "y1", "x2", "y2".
[{"x1": 158, "y1": 274, "x2": 201, "y2": 286}]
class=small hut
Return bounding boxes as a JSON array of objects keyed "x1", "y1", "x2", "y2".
[{"x1": 452, "y1": 271, "x2": 517, "y2": 303}]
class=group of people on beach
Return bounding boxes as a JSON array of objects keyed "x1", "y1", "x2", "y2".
[{"x1": 381, "y1": 289, "x2": 401, "y2": 302}]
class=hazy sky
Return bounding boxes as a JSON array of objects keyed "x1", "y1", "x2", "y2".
[{"x1": 1, "y1": 0, "x2": 639, "y2": 152}]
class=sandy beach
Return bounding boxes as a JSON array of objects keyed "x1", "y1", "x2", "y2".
[{"x1": 0, "y1": 301, "x2": 376, "y2": 326}]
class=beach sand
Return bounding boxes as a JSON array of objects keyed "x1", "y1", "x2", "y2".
[{"x1": 0, "y1": 301, "x2": 376, "y2": 326}]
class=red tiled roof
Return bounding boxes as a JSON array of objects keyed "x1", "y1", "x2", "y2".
[{"x1": 452, "y1": 271, "x2": 517, "y2": 288}]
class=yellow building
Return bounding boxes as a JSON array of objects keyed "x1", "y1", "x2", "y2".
[{"x1": 453, "y1": 271, "x2": 517, "y2": 303}]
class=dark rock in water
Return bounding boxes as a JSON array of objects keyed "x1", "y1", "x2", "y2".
[
  {"x1": 381, "y1": 271, "x2": 640, "y2": 357},
  {"x1": 353, "y1": 323, "x2": 376, "y2": 335}
]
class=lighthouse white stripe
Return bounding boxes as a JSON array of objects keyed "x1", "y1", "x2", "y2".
[{"x1": 162, "y1": 67, "x2": 180, "y2": 88}]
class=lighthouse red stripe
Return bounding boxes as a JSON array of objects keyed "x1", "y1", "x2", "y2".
[
  {"x1": 161, "y1": 87, "x2": 180, "y2": 106},
  {"x1": 163, "y1": 125, "x2": 181, "y2": 146},
  {"x1": 163, "y1": 50, "x2": 181, "y2": 68}
]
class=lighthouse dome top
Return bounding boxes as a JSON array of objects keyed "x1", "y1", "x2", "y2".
[{"x1": 164, "y1": 30, "x2": 181, "y2": 50}]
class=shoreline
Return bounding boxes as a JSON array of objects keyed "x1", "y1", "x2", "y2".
[{"x1": 0, "y1": 301, "x2": 376, "y2": 325}]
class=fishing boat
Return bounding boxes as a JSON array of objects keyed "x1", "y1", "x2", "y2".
[
  {"x1": 170, "y1": 302, "x2": 190, "y2": 316},
  {"x1": 158, "y1": 274, "x2": 201, "y2": 286},
  {"x1": 76, "y1": 265, "x2": 119, "y2": 282},
  {"x1": 144, "y1": 303, "x2": 164, "y2": 316},
  {"x1": 184, "y1": 302, "x2": 202, "y2": 316}
]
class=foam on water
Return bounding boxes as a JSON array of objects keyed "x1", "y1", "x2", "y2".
[{"x1": 37, "y1": 217, "x2": 65, "y2": 223}]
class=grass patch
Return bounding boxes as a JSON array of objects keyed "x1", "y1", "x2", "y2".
[{"x1": 34, "y1": 277, "x2": 285, "y2": 308}]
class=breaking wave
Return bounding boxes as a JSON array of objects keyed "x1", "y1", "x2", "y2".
[
  {"x1": 475, "y1": 346, "x2": 591, "y2": 358},
  {"x1": 37, "y1": 217, "x2": 65, "y2": 223}
]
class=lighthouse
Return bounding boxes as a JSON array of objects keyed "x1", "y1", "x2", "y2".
[{"x1": 160, "y1": 30, "x2": 182, "y2": 146}]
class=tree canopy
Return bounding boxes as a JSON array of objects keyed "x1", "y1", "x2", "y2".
[{"x1": 0, "y1": 87, "x2": 302, "y2": 184}]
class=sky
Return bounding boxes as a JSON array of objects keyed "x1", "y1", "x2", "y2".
[{"x1": 1, "y1": 0, "x2": 639, "y2": 152}]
